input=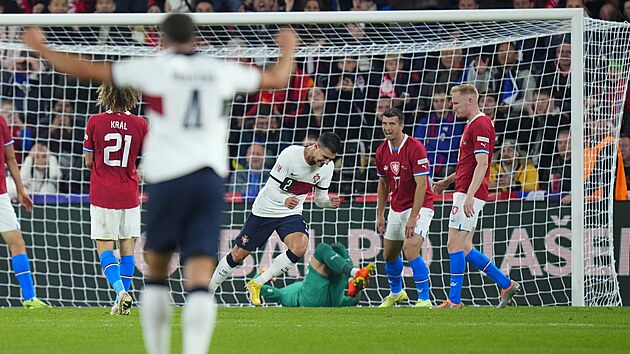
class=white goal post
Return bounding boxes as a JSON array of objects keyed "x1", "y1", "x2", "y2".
[{"x1": 0, "y1": 9, "x2": 626, "y2": 308}]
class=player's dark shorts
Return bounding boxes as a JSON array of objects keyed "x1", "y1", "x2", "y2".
[
  {"x1": 145, "y1": 168, "x2": 223, "y2": 262},
  {"x1": 235, "y1": 214, "x2": 309, "y2": 251}
]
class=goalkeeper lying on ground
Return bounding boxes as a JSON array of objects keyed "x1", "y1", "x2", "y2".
[{"x1": 258, "y1": 242, "x2": 375, "y2": 307}]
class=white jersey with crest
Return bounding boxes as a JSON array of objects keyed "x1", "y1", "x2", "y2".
[
  {"x1": 112, "y1": 51, "x2": 261, "y2": 183},
  {"x1": 252, "y1": 145, "x2": 334, "y2": 218}
]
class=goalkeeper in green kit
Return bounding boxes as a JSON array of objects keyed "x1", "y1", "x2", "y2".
[{"x1": 259, "y1": 242, "x2": 375, "y2": 307}]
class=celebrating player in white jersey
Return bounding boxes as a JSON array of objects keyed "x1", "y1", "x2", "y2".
[
  {"x1": 83, "y1": 84, "x2": 148, "y2": 316},
  {"x1": 24, "y1": 13, "x2": 297, "y2": 354},
  {"x1": 375, "y1": 108, "x2": 435, "y2": 308},
  {"x1": 433, "y1": 84, "x2": 521, "y2": 309},
  {"x1": 210, "y1": 132, "x2": 342, "y2": 306}
]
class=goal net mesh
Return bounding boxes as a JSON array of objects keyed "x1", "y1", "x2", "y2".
[{"x1": 0, "y1": 14, "x2": 627, "y2": 307}]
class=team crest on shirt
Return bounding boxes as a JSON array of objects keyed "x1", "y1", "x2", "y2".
[
  {"x1": 274, "y1": 164, "x2": 282, "y2": 173},
  {"x1": 390, "y1": 162, "x2": 400, "y2": 176},
  {"x1": 452, "y1": 206, "x2": 459, "y2": 215},
  {"x1": 241, "y1": 235, "x2": 249, "y2": 245},
  {"x1": 312, "y1": 173, "x2": 321, "y2": 184}
]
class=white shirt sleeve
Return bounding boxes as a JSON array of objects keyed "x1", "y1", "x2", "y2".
[
  {"x1": 221, "y1": 61, "x2": 262, "y2": 92},
  {"x1": 111, "y1": 58, "x2": 156, "y2": 89},
  {"x1": 314, "y1": 188, "x2": 333, "y2": 208}
]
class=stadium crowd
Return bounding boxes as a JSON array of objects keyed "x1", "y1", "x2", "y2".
[{"x1": 1, "y1": 0, "x2": 630, "y2": 201}]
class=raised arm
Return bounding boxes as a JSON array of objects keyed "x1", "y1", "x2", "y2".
[
  {"x1": 22, "y1": 27, "x2": 113, "y2": 84},
  {"x1": 260, "y1": 28, "x2": 297, "y2": 89}
]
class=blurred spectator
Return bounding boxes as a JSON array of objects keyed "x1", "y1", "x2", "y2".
[
  {"x1": 209, "y1": 0, "x2": 240, "y2": 11},
  {"x1": 489, "y1": 139, "x2": 539, "y2": 194},
  {"x1": 195, "y1": 0, "x2": 214, "y2": 11},
  {"x1": 623, "y1": 0, "x2": 630, "y2": 21},
  {"x1": 565, "y1": 0, "x2": 591, "y2": 17},
  {"x1": 458, "y1": 0, "x2": 479, "y2": 9},
  {"x1": 321, "y1": 57, "x2": 367, "y2": 117},
  {"x1": 367, "y1": 53, "x2": 419, "y2": 111},
  {"x1": 466, "y1": 41, "x2": 536, "y2": 118},
  {"x1": 228, "y1": 144, "x2": 270, "y2": 202},
  {"x1": 479, "y1": 91, "x2": 514, "y2": 147},
  {"x1": 303, "y1": 133, "x2": 318, "y2": 146},
  {"x1": 539, "y1": 39, "x2": 571, "y2": 115},
  {"x1": 350, "y1": 0, "x2": 377, "y2": 11},
  {"x1": 548, "y1": 128, "x2": 572, "y2": 203},
  {"x1": 20, "y1": 144, "x2": 62, "y2": 194},
  {"x1": 599, "y1": 2, "x2": 624, "y2": 21},
  {"x1": 286, "y1": 86, "x2": 337, "y2": 144},
  {"x1": 0, "y1": 100, "x2": 34, "y2": 164},
  {"x1": 302, "y1": 0, "x2": 322, "y2": 10},
  {"x1": 517, "y1": 88, "x2": 568, "y2": 183},
  {"x1": 252, "y1": 0, "x2": 279, "y2": 11},
  {"x1": 270, "y1": 62, "x2": 315, "y2": 118},
  {"x1": 165, "y1": 0, "x2": 193, "y2": 12},
  {"x1": 420, "y1": 48, "x2": 467, "y2": 111},
  {"x1": 620, "y1": 134, "x2": 630, "y2": 192},
  {"x1": 413, "y1": 87, "x2": 464, "y2": 180},
  {"x1": 81, "y1": 0, "x2": 134, "y2": 45},
  {"x1": 238, "y1": 104, "x2": 281, "y2": 164}
]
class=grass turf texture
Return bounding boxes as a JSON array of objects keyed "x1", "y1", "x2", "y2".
[{"x1": 1, "y1": 307, "x2": 629, "y2": 354}]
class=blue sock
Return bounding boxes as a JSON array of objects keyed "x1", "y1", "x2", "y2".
[
  {"x1": 448, "y1": 251, "x2": 466, "y2": 304},
  {"x1": 385, "y1": 257, "x2": 404, "y2": 295},
  {"x1": 100, "y1": 250, "x2": 124, "y2": 295},
  {"x1": 12, "y1": 254, "x2": 35, "y2": 301},
  {"x1": 408, "y1": 257, "x2": 430, "y2": 301},
  {"x1": 465, "y1": 249, "x2": 511, "y2": 289},
  {"x1": 120, "y1": 255, "x2": 135, "y2": 292}
]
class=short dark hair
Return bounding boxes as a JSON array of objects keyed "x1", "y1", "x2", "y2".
[
  {"x1": 161, "y1": 14, "x2": 194, "y2": 44},
  {"x1": 383, "y1": 107, "x2": 404, "y2": 123},
  {"x1": 318, "y1": 132, "x2": 341, "y2": 154}
]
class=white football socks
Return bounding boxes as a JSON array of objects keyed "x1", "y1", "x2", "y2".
[
  {"x1": 140, "y1": 285, "x2": 173, "y2": 354},
  {"x1": 209, "y1": 256, "x2": 236, "y2": 292},
  {"x1": 182, "y1": 291, "x2": 217, "y2": 354},
  {"x1": 254, "y1": 252, "x2": 295, "y2": 285}
]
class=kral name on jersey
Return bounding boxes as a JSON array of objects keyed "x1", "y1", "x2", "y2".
[{"x1": 111, "y1": 121, "x2": 128, "y2": 130}]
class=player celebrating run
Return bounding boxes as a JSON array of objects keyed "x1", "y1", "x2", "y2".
[
  {"x1": 375, "y1": 108, "x2": 435, "y2": 308},
  {"x1": 210, "y1": 132, "x2": 342, "y2": 306},
  {"x1": 84, "y1": 84, "x2": 148, "y2": 316},
  {"x1": 433, "y1": 84, "x2": 521, "y2": 309}
]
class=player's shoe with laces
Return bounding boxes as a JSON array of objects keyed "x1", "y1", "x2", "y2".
[
  {"x1": 497, "y1": 280, "x2": 521, "y2": 309},
  {"x1": 414, "y1": 299, "x2": 433, "y2": 308},
  {"x1": 246, "y1": 280, "x2": 262, "y2": 306},
  {"x1": 434, "y1": 300, "x2": 462, "y2": 309},
  {"x1": 110, "y1": 302, "x2": 119, "y2": 315},
  {"x1": 118, "y1": 291, "x2": 133, "y2": 315},
  {"x1": 23, "y1": 298, "x2": 52, "y2": 309},
  {"x1": 378, "y1": 290, "x2": 408, "y2": 308}
]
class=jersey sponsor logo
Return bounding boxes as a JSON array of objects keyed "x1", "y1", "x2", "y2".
[
  {"x1": 452, "y1": 206, "x2": 459, "y2": 215},
  {"x1": 417, "y1": 158, "x2": 428, "y2": 165},
  {"x1": 477, "y1": 136, "x2": 490, "y2": 143},
  {"x1": 480, "y1": 142, "x2": 487, "y2": 147},
  {"x1": 241, "y1": 234, "x2": 249, "y2": 245},
  {"x1": 390, "y1": 161, "x2": 400, "y2": 176}
]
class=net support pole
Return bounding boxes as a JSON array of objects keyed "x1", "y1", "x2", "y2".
[{"x1": 570, "y1": 12, "x2": 585, "y2": 307}]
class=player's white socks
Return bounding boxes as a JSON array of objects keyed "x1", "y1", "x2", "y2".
[
  {"x1": 140, "y1": 285, "x2": 173, "y2": 354},
  {"x1": 209, "y1": 256, "x2": 236, "y2": 292},
  {"x1": 183, "y1": 291, "x2": 217, "y2": 354},
  {"x1": 351, "y1": 268, "x2": 359, "y2": 277},
  {"x1": 254, "y1": 252, "x2": 295, "y2": 285}
]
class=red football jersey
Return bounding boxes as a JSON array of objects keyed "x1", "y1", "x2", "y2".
[
  {"x1": 84, "y1": 111, "x2": 149, "y2": 209},
  {"x1": 376, "y1": 135, "x2": 434, "y2": 212},
  {"x1": 455, "y1": 113, "x2": 496, "y2": 201},
  {"x1": 0, "y1": 117, "x2": 13, "y2": 195}
]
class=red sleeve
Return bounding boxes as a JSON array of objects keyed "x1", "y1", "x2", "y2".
[
  {"x1": 411, "y1": 141, "x2": 430, "y2": 176},
  {"x1": 376, "y1": 146, "x2": 385, "y2": 177},
  {"x1": 471, "y1": 121, "x2": 493, "y2": 155},
  {"x1": 0, "y1": 118, "x2": 13, "y2": 147},
  {"x1": 83, "y1": 116, "x2": 94, "y2": 152}
]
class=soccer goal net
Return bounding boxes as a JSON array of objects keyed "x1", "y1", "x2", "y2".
[{"x1": 0, "y1": 10, "x2": 627, "y2": 307}]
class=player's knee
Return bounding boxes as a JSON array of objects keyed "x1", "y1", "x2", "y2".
[{"x1": 290, "y1": 240, "x2": 308, "y2": 258}]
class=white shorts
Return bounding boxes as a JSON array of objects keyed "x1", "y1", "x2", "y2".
[
  {"x1": 0, "y1": 193, "x2": 19, "y2": 233},
  {"x1": 384, "y1": 207, "x2": 434, "y2": 241},
  {"x1": 448, "y1": 192, "x2": 486, "y2": 232},
  {"x1": 90, "y1": 205, "x2": 141, "y2": 240}
]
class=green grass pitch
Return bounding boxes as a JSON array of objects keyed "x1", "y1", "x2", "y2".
[{"x1": 2, "y1": 307, "x2": 630, "y2": 354}]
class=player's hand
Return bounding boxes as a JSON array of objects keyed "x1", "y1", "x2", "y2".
[
  {"x1": 18, "y1": 191, "x2": 34, "y2": 212},
  {"x1": 284, "y1": 196, "x2": 299, "y2": 209},
  {"x1": 463, "y1": 195, "x2": 475, "y2": 218},
  {"x1": 22, "y1": 27, "x2": 47, "y2": 51},
  {"x1": 405, "y1": 218, "x2": 416, "y2": 239},
  {"x1": 275, "y1": 28, "x2": 298, "y2": 53},
  {"x1": 329, "y1": 194, "x2": 341, "y2": 208},
  {"x1": 376, "y1": 215, "x2": 386, "y2": 235},
  {"x1": 561, "y1": 194, "x2": 572, "y2": 205},
  {"x1": 433, "y1": 179, "x2": 449, "y2": 195}
]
